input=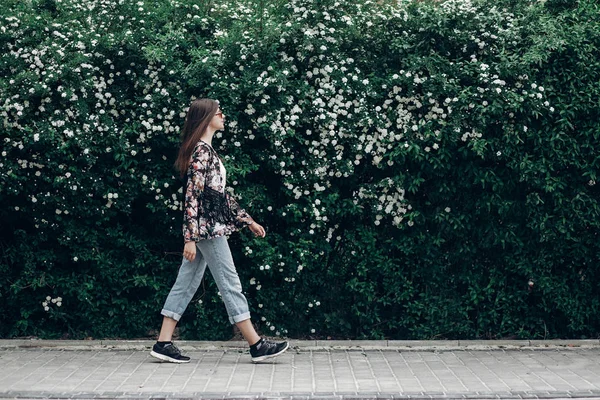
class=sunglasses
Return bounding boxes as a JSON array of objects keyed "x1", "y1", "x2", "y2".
[{"x1": 215, "y1": 110, "x2": 224, "y2": 118}]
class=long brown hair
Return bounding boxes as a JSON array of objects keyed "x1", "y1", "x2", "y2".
[{"x1": 174, "y1": 98, "x2": 219, "y2": 178}]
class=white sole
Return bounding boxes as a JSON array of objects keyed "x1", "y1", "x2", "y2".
[
  {"x1": 150, "y1": 350, "x2": 190, "y2": 363},
  {"x1": 251, "y1": 342, "x2": 290, "y2": 363}
]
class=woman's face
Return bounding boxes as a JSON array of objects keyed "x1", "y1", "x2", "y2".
[{"x1": 208, "y1": 108, "x2": 225, "y2": 131}]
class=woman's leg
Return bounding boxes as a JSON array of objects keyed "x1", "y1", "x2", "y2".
[
  {"x1": 235, "y1": 318, "x2": 261, "y2": 346},
  {"x1": 195, "y1": 236, "x2": 252, "y2": 327},
  {"x1": 194, "y1": 236, "x2": 260, "y2": 344},
  {"x1": 150, "y1": 245, "x2": 208, "y2": 363},
  {"x1": 157, "y1": 316, "x2": 178, "y2": 342},
  {"x1": 158, "y1": 244, "x2": 208, "y2": 341},
  {"x1": 195, "y1": 235, "x2": 289, "y2": 362}
]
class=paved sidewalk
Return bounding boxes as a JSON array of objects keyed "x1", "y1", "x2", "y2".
[{"x1": 1, "y1": 341, "x2": 600, "y2": 399}]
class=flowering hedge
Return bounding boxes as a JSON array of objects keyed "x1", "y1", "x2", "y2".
[{"x1": 1, "y1": 0, "x2": 599, "y2": 340}]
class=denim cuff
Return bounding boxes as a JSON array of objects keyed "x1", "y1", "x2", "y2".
[
  {"x1": 161, "y1": 309, "x2": 183, "y2": 322},
  {"x1": 229, "y1": 311, "x2": 251, "y2": 325}
]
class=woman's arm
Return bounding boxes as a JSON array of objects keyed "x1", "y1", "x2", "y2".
[
  {"x1": 226, "y1": 191, "x2": 255, "y2": 228},
  {"x1": 183, "y1": 146, "x2": 210, "y2": 242},
  {"x1": 226, "y1": 188, "x2": 266, "y2": 238}
]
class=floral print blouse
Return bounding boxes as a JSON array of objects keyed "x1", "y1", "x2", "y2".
[{"x1": 183, "y1": 140, "x2": 254, "y2": 242}]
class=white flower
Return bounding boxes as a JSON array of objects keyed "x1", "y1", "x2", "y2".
[
  {"x1": 73, "y1": 257, "x2": 78, "y2": 262},
  {"x1": 270, "y1": 326, "x2": 275, "y2": 331},
  {"x1": 445, "y1": 207, "x2": 451, "y2": 212},
  {"x1": 311, "y1": 328, "x2": 315, "y2": 333},
  {"x1": 497, "y1": 151, "x2": 502, "y2": 156}
]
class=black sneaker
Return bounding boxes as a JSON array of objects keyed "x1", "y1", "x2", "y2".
[
  {"x1": 249, "y1": 338, "x2": 289, "y2": 362},
  {"x1": 150, "y1": 342, "x2": 190, "y2": 363}
]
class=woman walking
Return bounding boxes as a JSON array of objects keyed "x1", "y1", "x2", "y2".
[{"x1": 150, "y1": 98, "x2": 289, "y2": 363}]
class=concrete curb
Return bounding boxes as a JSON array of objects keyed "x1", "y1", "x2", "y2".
[{"x1": 1, "y1": 339, "x2": 599, "y2": 351}]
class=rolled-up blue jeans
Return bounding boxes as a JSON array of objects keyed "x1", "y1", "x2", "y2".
[{"x1": 161, "y1": 235, "x2": 251, "y2": 325}]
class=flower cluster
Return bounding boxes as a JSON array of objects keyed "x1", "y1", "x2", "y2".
[{"x1": 41, "y1": 296, "x2": 63, "y2": 312}]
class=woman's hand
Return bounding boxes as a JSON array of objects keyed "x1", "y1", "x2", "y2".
[
  {"x1": 183, "y1": 241, "x2": 196, "y2": 261},
  {"x1": 248, "y1": 221, "x2": 266, "y2": 238}
]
